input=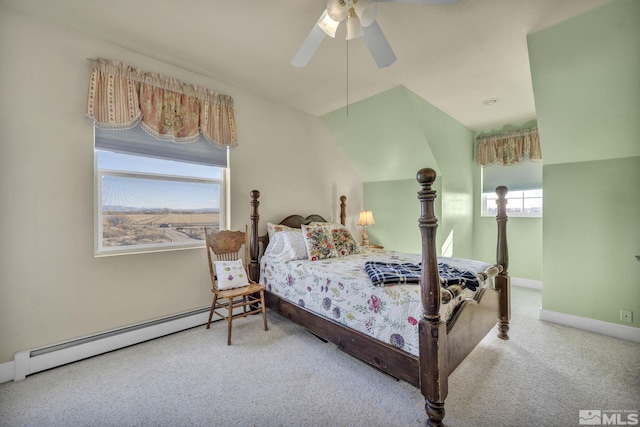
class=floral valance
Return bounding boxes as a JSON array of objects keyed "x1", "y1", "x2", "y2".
[
  {"x1": 86, "y1": 58, "x2": 237, "y2": 148},
  {"x1": 476, "y1": 127, "x2": 541, "y2": 166}
]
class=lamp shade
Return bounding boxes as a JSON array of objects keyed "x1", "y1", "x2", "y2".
[{"x1": 357, "y1": 210, "x2": 375, "y2": 226}]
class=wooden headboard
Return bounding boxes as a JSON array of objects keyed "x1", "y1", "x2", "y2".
[{"x1": 248, "y1": 192, "x2": 347, "y2": 280}]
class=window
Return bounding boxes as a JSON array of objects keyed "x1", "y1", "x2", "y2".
[
  {"x1": 481, "y1": 162, "x2": 542, "y2": 217},
  {"x1": 94, "y1": 126, "x2": 227, "y2": 256},
  {"x1": 483, "y1": 189, "x2": 543, "y2": 217}
]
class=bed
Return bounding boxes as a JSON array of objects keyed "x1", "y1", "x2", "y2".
[{"x1": 248, "y1": 168, "x2": 511, "y2": 426}]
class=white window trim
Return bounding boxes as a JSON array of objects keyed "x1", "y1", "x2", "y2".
[{"x1": 481, "y1": 191, "x2": 543, "y2": 218}]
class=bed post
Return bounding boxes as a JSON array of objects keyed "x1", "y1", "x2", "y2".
[
  {"x1": 249, "y1": 190, "x2": 261, "y2": 282},
  {"x1": 416, "y1": 168, "x2": 447, "y2": 427},
  {"x1": 339, "y1": 195, "x2": 346, "y2": 226},
  {"x1": 495, "y1": 186, "x2": 511, "y2": 340}
]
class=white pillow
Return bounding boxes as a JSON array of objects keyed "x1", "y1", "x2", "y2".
[
  {"x1": 264, "y1": 230, "x2": 307, "y2": 262},
  {"x1": 267, "y1": 222, "x2": 298, "y2": 238},
  {"x1": 214, "y1": 259, "x2": 249, "y2": 290}
]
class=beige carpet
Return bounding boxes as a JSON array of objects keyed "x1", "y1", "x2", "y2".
[{"x1": 1, "y1": 287, "x2": 638, "y2": 427}]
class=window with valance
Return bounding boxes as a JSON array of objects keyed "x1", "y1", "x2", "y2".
[
  {"x1": 476, "y1": 127, "x2": 543, "y2": 217},
  {"x1": 86, "y1": 58, "x2": 235, "y2": 256}
]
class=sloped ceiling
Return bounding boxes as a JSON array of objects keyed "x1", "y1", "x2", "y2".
[
  {"x1": 322, "y1": 86, "x2": 440, "y2": 182},
  {"x1": 322, "y1": 86, "x2": 477, "y2": 183}
]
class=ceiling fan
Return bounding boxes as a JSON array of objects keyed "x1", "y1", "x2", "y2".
[{"x1": 291, "y1": 0, "x2": 458, "y2": 69}]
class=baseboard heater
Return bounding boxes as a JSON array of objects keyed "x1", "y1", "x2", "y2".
[{"x1": 13, "y1": 307, "x2": 211, "y2": 381}]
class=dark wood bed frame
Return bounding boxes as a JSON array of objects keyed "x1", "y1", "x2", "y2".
[{"x1": 248, "y1": 168, "x2": 510, "y2": 426}]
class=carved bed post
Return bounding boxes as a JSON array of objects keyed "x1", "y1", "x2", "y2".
[
  {"x1": 339, "y1": 196, "x2": 347, "y2": 226},
  {"x1": 495, "y1": 186, "x2": 511, "y2": 340},
  {"x1": 249, "y1": 190, "x2": 261, "y2": 282},
  {"x1": 416, "y1": 168, "x2": 448, "y2": 427}
]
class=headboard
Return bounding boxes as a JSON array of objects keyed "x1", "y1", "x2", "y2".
[
  {"x1": 277, "y1": 214, "x2": 329, "y2": 229},
  {"x1": 248, "y1": 192, "x2": 347, "y2": 281}
]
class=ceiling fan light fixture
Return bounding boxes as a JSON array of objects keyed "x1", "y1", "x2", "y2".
[
  {"x1": 326, "y1": 0, "x2": 348, "y2": 22},
  {"x1": 317, "y1": 10, "x2": 340, "y2": 38},
  {"x1": 346, "y1": 10, "x2": 364, "y2": 40},
  {"x1": 354, "y1": 0, "x2": 377, "y2": 27}
]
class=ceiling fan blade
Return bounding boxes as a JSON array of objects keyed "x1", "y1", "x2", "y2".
[
  {"x1": 291, "y1": 24, "x2": 327, "y2": 67},
  {"x1": 362, "y1": 20, "x2": 397, "y2": 68},
  {"x1": 373, "y1": 0, "x2": 458, "y2": 4}
]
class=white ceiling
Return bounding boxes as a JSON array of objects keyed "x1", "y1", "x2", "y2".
[{"x1": 1, "y1": 0, "x2": 611, "y2": 131}]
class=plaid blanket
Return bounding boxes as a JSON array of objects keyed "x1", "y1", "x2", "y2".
[{"x1": 364, "y1": 261, "x2": 482, "y2": 291}]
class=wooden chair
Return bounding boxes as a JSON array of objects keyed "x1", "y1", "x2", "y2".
[{"x1": 205, "y1": 226, "x2": 268, "y2": 345}]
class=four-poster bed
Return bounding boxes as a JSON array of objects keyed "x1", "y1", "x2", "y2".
[{"x1": 248, "y1": 168, "x2": 511, "y2": 426}]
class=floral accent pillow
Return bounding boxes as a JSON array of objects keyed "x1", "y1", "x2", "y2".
[
  {"x1": 213, "y1": 259, "x2": 249, "y2": 290},
  {"x1": 267, "y1": 222, "x2": 298, "y2": 238},
  {"x1": 310, "y1": 222, "x2": 360, "y2": 257},
  {"x1": 301, "y1": 224, "x2": 339, "y2": 261},
  {"x1": 264, "y1": 230, "x2": 308, "y2": 262},
  {"x1": 331, "y1": 227, "x2": 361, "y2": 256}
]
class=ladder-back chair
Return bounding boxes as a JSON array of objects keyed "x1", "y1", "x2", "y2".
[{"x1": 205, "y1": 226, "x2": 268, "y2": 345}]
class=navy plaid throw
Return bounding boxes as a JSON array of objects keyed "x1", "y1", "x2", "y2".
[
  {"x1": 364, "y1": 262, "x2": 421, "y2": 286},
  {"x1": 364, "y1": 261, "x2": 482, "y2": 291}
]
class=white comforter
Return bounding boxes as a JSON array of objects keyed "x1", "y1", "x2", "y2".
[{"x1": 260, "y1": 247, "x2": 491, "y2": 357}]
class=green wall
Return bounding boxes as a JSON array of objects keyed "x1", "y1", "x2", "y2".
[
  {"x1": 406, "y1": 90, "x2": 475, "y2": 259},
  {"x1": 528, "y1": 0, "x2": 640, "y2": 327},
  {"x1": 364, "y1": 178, "x2": 442, "y2": 253},
  {"x1": 322, "y1": 86, "x2": 476, "y2": 257},
  {"x1": 472, "y1": 165, "x2": 543, "y2": 280},
  {"x1": 321, "y1": 86, "x2": 440, "y2": 183},
  {"x1": 543, "y1": 157, "x2": 640, "y2": 325}
]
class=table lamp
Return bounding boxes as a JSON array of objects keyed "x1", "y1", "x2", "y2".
[{"x1": 357, "y1": 210, "x2": 375, "y2": 246}]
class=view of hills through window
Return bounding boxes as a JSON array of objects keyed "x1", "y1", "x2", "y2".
[{"x1": 97, "y1": 150, "x2": 223, "y2": 252}]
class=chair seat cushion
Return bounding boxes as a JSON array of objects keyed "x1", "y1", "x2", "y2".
[{"x1": 214, "y1": 260, "x2": 250, "y2": 290}]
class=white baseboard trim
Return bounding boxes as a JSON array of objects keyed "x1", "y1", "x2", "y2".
[
  {"x1": 539, "y1": 308, "x2": 640, "y2": 343},
  {"x1": 511, "y1": 277, "x2": 542, "y2": 290},
  {"x1": 0, "y1": 361, "x2": 14, "y2": 384},
  {"x1": 2, "y1": 307, "x2": 213, "y2": 384}
]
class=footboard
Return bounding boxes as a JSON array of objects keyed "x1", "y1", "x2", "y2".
[
  {"x1": 416, "y1": 170, "x2": 511, "y2": 426},
  {"x1": 445, "y1": 288, "x2": 500, "y2": 375},
  {"x1": 445, "y1": 183, "x2": 511, "y2": 374}
]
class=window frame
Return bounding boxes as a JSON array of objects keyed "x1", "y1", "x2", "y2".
[
  {"x1": 481, "y1": 189, "x2": 543, "y2": 218},
  {"x1": 94, "y1": 149, "x2": 227, "y2": 257}
]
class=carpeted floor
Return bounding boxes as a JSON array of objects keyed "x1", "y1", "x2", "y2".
[{"x1": 0, "y1": 286, "x2": 638, "y2": 427}]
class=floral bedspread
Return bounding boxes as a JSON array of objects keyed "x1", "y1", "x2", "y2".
[{"x1": 260, "y1": 248, "x2": 492, "y2": 357}]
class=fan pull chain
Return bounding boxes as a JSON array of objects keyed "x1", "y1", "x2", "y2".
[{"x1": 346, "y1": 38, "x2": 349, "y2": 117}]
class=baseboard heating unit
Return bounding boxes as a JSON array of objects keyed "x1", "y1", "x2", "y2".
[{"x1": 12, "y1": 307, "x2": 211, "y2": 382}]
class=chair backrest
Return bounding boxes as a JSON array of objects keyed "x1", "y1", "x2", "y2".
[{"x1": 205, "y1": 226, "x2": 250, "y2": 291}]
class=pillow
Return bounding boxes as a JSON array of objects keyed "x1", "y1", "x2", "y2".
[
  {"x1": 310, "y1": 222, "x2": 360, "y2": 257},
  {"x1": 267, "y1": 222, "x2": 298, "y2": 238},
  {"x1": 301, "y1": 224, "x2": 339, "y2": 261},
  {"x1": 331, "y1": 227, "x2": 361, "y2": 256},
  {"x1": 263, "y1": 230, "x2": 308, "y2": 262},
  {"x1": 214, "y1": 259, "x2": 249, "y2": 290}
]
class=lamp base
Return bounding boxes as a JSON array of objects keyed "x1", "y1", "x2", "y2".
[{"x1": 361, "y1": 227, "x2": 369, "y2": 246}]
